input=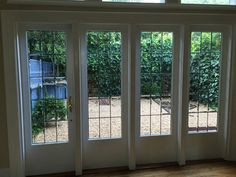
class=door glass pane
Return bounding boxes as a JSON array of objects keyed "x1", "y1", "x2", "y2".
[
  {"x1": 188, "y1": 32, "x2": 221, "y2": 133},
  {"x1": 87, "y1": 32, "x2": 122, "y2": 140},
  {"x1": 140, "y1": 32, "x2": 173, "y2": 137},
  {"x1": 27, "y1": 31, "x2": 69, "y2": 144}
]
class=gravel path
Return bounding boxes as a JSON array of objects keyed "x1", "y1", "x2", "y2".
[{"x1": 33, "y1": 98, "x2": 217, "y2": 143}]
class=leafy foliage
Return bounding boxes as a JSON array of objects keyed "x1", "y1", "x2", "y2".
[
  {"x1": 32, "y1": 96, "x2": 67, "y2": 137},
  {"x1": 87, "y1": 32, "x2": 122, "y2": 97},
  {"x1": 28, "y1": 31, "x2": 67, "y2": 76},
  {"x1": 87, "y1": 31, "x2": 221, "y2": 109},
  {"x1": 140, "y1": 32, "x2": 173, "y2": 96},
  {"x1": 28, "y1": 30, "x2": 222, "y2": 138},
  {"x1": 190, "y1": 32, "x2": 221, "y2": 109}
]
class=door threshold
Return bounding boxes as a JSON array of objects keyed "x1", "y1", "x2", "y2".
[
  {"x1": 186, "y1": 158, "x2": 224, "y2": 165},
  {"x1": 136, "y1": 161, "x2": 178, "y2": 170},
  {"x1": 83, "y1": 166, "x2": 129, "y2": 175},
  {"x1": 27, "y1": 172, "x2": 75, "y2": 177}
]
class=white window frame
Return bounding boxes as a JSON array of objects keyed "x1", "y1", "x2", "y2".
[
  {"x1": 19, "y1": 24, "x2": 75, "y2": 146},
  {"x1": 7, "y1": 0, "x2": 169, "y2": 6},
  {"x1": 185, "y1": 25, "x2": 231, "y2": 136},
  {"x1": 6, "y1": 0, "x2": 236, "y2": 9},
  {"x1": 181, "y1": 0, "x2": 236, "y2": 5},
  {"x1": 1, "y1": 11, "x2": 234, "y2": 177},
  {"x1": 136, "y1": 25, "x2": 180, "y2": 138},
  {"x1": 182, "y1": 25, "x2": 232, "y2": 162},
  {"x1": 79, "y1": 24, "x2": 129, "y2": 141}
]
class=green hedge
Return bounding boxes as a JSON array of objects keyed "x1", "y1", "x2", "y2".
[
  {"x1": 87, "y1": 31, "x2": 220, "y2": 109},
  {"x1": 32, "y1": 96, "x2": 67, "y2": 138},
  {"x1": 29, "y1": 31, "x2": 221, "y2": 137}
]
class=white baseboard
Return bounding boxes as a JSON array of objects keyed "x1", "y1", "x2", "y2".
[{"x1": 0, "y1": 168, "x2": 10, "y2": 177}]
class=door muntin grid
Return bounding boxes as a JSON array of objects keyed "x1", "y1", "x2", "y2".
[
  {"x1": 27, "y1": 30, "x2": 69, "y2": 144},
  {"x1": 188, "y1": 32, "x2": 221, "y2": 133},
  {"x1": 140, "y1": 31, "x2": 173, "y2": 137},
  {"x1": 87, "y1": 31, "x2": 122, "y2": 140}
]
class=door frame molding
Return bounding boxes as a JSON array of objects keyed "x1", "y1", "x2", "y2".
[
  {"x1": 79, "y1": 24, "x2": 130, "y2": 169},
  {"x1": 18, "y1": 23, "x2": 76, "y2": 176},
  {"x1": 134, "y1": 25, "x2": 181, "y2": 165},
  {"x1": 1, "y1": 11, "x2": 235, "y2": 177},
  {"x1": 184, "y1": 25, "x2": 232, "y2": 160}
]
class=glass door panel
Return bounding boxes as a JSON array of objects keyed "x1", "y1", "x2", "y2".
[
  {"x1": 136, "y1": 28, "x2": 178, "y2": 165},
  {"x1": 22, "y1": 26, "x2": 75, "y2": 176},
  {"x1": 186, "y1": 28, "x2": 227, "y2": 161},
  {"x1": 87, "y1": 32, "x2": 122, "y2": 140},
  {"x1": 82, "y1": 27, "x2": 128, "y2": 170},
  {"x1": 140, "y1": 31, "x2": 173, "y2": 137},
  {"x1": 27, "y1": 31, "x2": 69, "y2": 144},
  {"x1": 188, "y1": 32, "x2": 221, "y2": 133}
]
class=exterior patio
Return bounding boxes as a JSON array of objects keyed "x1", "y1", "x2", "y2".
[{"x1": 33, "y1": 98, "x2": 218, "y2": 143}]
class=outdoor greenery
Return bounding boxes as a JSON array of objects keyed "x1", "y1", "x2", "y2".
[
  {"x1": 28, "y1": 31, "x2": 67, "y2": 76},
  {"x1": 28, "y1": 30, "x2": 221, "y2": 138},
  {"x1": 87, "y1": 31, "x2": 221, "y2": 109},
  {"x1": 140, "y1": 32, "x2": 173, "y2": 96},
  {"x1": 87, "y1": 32, "x2": 122, "y2": 97},
  {"x1": 28, "y1": 31, "x2": 68, "y2": 138},
  {"x1": 190, "y1": 32, "x2": 221, "y2": 109},
  {"x1": 31, "y1": 96, "x2": 67, "y2": 138}
]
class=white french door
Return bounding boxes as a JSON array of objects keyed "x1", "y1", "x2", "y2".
[
  {"x1": 80, "y1": 25, "x2": 129, "y2": 169},
  {"x1": 185, "y1": 25, "x2": 231, "y2": 161},
  {"x1": 135, "y1": 26, "x2": 180, "y2": 165},
  {"x1": 17, "y1": 22, "x2": 231, "y2": 176},
  {"x1": 19, "y1": 24, "x2": 76, "y2": 176}
]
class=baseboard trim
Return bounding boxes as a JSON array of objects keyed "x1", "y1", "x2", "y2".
[{"x1": 0, "y1": 168, "x2": 10, "y2": 177}]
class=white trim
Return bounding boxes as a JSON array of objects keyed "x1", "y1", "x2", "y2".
[
  {"x1": 1, "y1": 13, "x2": 25, "y2": 177},
  {"x1": 135, "y1": 24, "x2": 180, "y2": 138},
  {"x1": 129, "y1": 24, "x2": 137, "y2": 170},
  {"x1": 2, "y1": 10, "x2": 236, "y2": 177},
  {"x1": 227, "y1": 25, "x2": 236, "y2": 161},
  {"x1": 220, "y1": 26, "x2": 233, "y2": 160},
  {"x1": 79, "y1": 24, "x2": 129, "y2": 170},
  {"x1": 177, "y1": 25, "x2": 188, "y2": 166},
  {"x1": 0, "y1": 168, "x2": 10, "y2": 177},
  {"x1": 135, "y1": 25, "x2": 181, "y2": 165},
  {"x1": 17, "y1": 23, "x2": 77, "y2": 176},
  {"x1": 6, "y1": 0, "x2": 236, "y2": 12},
  {"x1": 185, "y1": 25, "x2": 232, "y2": 160},
  {"x1": 74, "y1": 22, "x2": 83, "y2": 176}
]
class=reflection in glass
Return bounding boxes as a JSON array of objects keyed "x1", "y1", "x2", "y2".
[{"x1": 27, "y1": 31, "x2": 69, "y2": 144}]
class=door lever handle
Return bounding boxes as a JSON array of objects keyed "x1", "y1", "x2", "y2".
[{"x1": 67, "y1": 96, "x2": 73, "y2": 112}]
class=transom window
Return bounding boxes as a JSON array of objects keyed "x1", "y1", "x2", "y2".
[
  {"x1": 10, "y1": 0, "x2": 236, "y2": 6},
  {"x1": 103, "y1": 0, "x2": 164, "y2": 3},
  {"x1": 182, "y1": 0, "x2": 236, "y2": 5}
]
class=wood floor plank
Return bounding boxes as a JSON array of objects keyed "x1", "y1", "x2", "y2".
[{"x1": 29, "y1": 161, "x2": 236, "y2": 177}]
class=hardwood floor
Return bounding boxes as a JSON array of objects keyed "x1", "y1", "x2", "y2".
[{"x1": 29, "y1": 161, "x2": 236, "y2": 177}]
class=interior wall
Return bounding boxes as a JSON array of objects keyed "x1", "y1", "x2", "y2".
[
  {"x1": 229, "y1": 40, "x2": 236, "y2": 160},
  {"x1": 0, "y1": 14, "x2": 9, "y2": 169}
]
